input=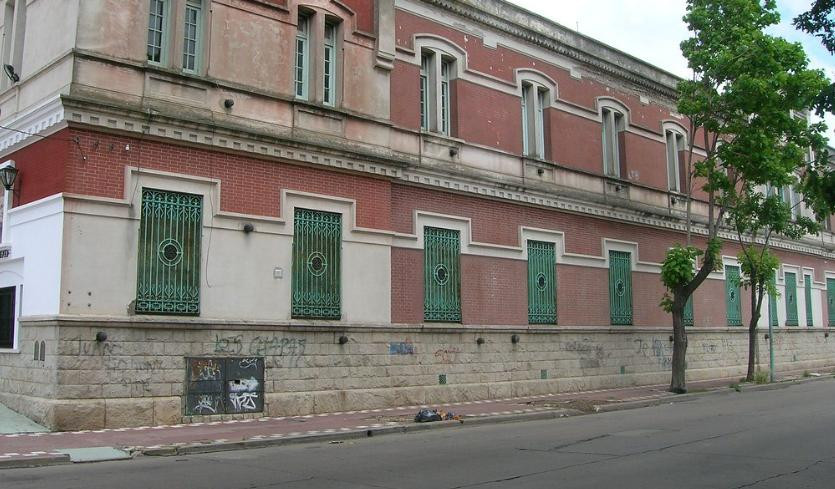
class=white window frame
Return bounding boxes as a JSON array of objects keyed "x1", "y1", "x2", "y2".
[
  {"x1": 419, "y1": 49, "x2": 455, "y2": 136},
  {"x1": 182, "y1": 0, "x2": 203, "y2": 74},
  {"x1": 665, "y1": 129, "x2": 686, "y2": 192},
  {"x1": 147, "y1": 0, "x2": 169, "y2": 65},
  {"x1": 295, "y1": 13, "x2": 311, "y2": 100},
  {"x1": 601, "y1": 106, "x2": 625, "y2": 178},
  {"x1": 323, "y1": 21, "x2": 338, "y2": 106},
  {"x1": 520, "y1": 82, "x2": 549, "y2": 159}
]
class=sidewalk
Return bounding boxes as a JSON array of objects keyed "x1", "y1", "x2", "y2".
[{"x1": 0, "y1": 375, "x2": 822, "y2": 469}]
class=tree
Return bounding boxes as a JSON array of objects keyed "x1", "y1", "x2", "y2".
[
  {"x1": 661, "y1": 0, "x2": 832, "y2": 393},
  {"x1": 794, "y1": 0, "x2": 835, "y2": 116}
]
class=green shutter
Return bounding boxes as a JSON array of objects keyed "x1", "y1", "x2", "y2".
[
  {"x1": 827, "y1": 278, "x2": 835, "y2": 327},
  {"x1": 785, "y1": 272, "x2": 798, "y2": 326},
  {"x1": 725, "y1": 265, "x2": 741, "y2": 326},
  {"x1": 135, "y1": 188, "x2": 202, "y2": 315},
  {"x1": 608, "y1": 251, "x2": 632, "y2": 325},
  {"x1": 424, "y1": 227, "x2": 461, "y2": 322},
  {"x1": 683, "y1": 295, "x2": 694, "y2": 327},
  {"x1": 527, "y1": 240, "x2": 556, "y2": 324},
  {"x1": 804, "y1": 274, "x2": 813, "y2": 327},
  {"x1": 291, "y1": 208, "x2": 341, "y2": 319}
]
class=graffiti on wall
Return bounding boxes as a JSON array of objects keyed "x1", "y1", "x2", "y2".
[
  {"x1": 186, "y1": 357, "x2": 264, "y2": 415},
  {"x1": 214, "y1": 335, "x2": 306, "y2": 367}
]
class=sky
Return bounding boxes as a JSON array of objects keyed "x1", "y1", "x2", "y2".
[{"x1": 506, "y1": 0, "x2": 835, "y2": 145}]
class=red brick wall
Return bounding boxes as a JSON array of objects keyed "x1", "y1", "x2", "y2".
[
  {"x1": 340, "y1": 0, "x2": 375, "y2": 33},
  {"x1": 5, "y1": 129, "x2": 71, "y2": 207},
  {"x1": 461, "y1": 255, "x2": 527, "y2": 325},
  {"x1": 390, "y1": 60, "x2": 420, "y2": 129},
  {"x1": 550, "y1": 111, "x2": 602, "y2": 171},
  {"x1": 64, "y1": 129, "x2": 391, "y2": 230},
  {"x1": 391, "y1": 247, "x2": 423, "y2": 323},
  {"x1": 453, "y1": 80, "x2": 521, "y2": 154},
  {"x1": 623, "y1": 132, "x2": 667, "y2": 189},
  {"x1": 557, "y1": 265, "x2": 609, "y2": 326}
]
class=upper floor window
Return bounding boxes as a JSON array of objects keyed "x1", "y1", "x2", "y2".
[
  {"x1": 0, "y1": 0, "x2": 27, "y2": 90},
  {"x1": 147, "y1": 0, "x2": 169, "y2": 64},
  {"x1": 146, "y1": 0, "x2": 204, "y2": 73},
  {"x1": 420, "y1": 50, "x2": 454, "y2": 136},
  {"x1": 295, "y1": 10, "x2": 341, "y2": 106},
  {"x1": 323, "y1": 21, "x2": 337, "y2": 106},
  {"x1": 601, "y1": 107, "x2": 625, "y2": 177},
  {"x1": 521, "y1": 83, "x2": 548, "y2": 159},
  {"x1": 295, "y1": 13, "x2": 310, "y2": 99},
  {"x1": 665, "y1": 129, "x2": 686, "y2": 192},
  {"x1": 182, "y1": 0, "x2": 203, "y2": 73}
]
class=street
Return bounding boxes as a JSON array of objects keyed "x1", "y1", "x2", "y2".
[{"x1": 4, "y1": 379, "x2": 835, "y2": 488}]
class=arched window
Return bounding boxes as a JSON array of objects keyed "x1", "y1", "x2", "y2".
[
  {"x1": 517, "y1": 71, "x2": 556, "y2": 160},
  {"x1": 598, "y1": 99, "x2": 629, "y2": 178},
  {"x1": 663, "y1": 122, "x2": 688, "y2": 192}
]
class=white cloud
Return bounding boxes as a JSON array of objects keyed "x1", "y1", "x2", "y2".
[{"x1": 506, "y1": 0, "x2": 834, "y2": 144}]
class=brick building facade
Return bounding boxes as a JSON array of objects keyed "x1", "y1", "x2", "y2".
[{"x1": 0, "y1": 0, "x2": 832, "y2": 430}]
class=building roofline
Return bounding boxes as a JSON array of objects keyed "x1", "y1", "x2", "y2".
[{"x1": 418, "y1": 0, "x2": 683, "y2": 98}]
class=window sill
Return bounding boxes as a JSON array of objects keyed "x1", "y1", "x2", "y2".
[{"x1": 0, "y1": 348, "x2": 20, "y2": 354}]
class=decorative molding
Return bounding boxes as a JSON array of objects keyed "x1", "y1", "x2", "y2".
[{"x1": 0, "y1": 96, "x2": 66, "y2": 152}]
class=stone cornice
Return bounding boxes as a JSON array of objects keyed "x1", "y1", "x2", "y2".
[{"x1": 415, "y1": 0, "x2": 680, "y2": 100}]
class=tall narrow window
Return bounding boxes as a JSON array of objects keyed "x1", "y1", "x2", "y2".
[
  {"x1": 323, "y1": 22, "x2": 337, "y2": 106},
  {"x1": 295, "y1": 14, "x2": 310, "y2": 99},
  {"x1": 135, "y1": 189, "x2": 202, "y2": 315},
  {"x1": 725, "y1": 265, "x2": 742, "y2": 326},
  {"x1": 608, "y1": 250, "x2": 633, "y2": 325},
  {"x1": 424, "y1": 227, "x2": 461, "y2": 322},
  {"x1": 827, "y1": 277, "x2": 834, "y2": 327},
  {"x1": 418, "y1": 50, "x2": 456, "y2": 136},
  {"x1": 147, "y1": 0, "x2": 167, "y2": 63},
  {"x1": 535, "y1": 89, "x2": 546, "y2": 158},
  {"x1": 666, "y1": 130, "x2": 685, "y2": 192},
  {"x1": 440, "y1": 59, "x2": 451, "y2": 135},
  {"x1": 602, "y1": 108, "x2": 624, "y2": 177},
  {"x1": 182, "y1": 0, "x2": 202, "y2": 73},
  {"x1": 420, "y1": 55, "x2": 430, "y2": 130},
  {"x1": 527, "y1": 241, "x2": 556, "y2": 324},
  {"x1": 804, "y1": 274, "x2": 814, "y2": 327},
  {"x1": 785, "y1": 271, "x2": 798, "y2": 326},
  {"x1": 0, "y1": 286, "x2": 14, "y2": 349},
  {"x1": 291, "y1": 209, "x2": 341, "y2": 319},
  {"x1": 521, "y1": 83, "x2": 548, "y2": 159},
  {"x1": 683, "y1": 296, "x2": 694, "y2": 327},
  {"x1": 521, "y1": 85, "x2": 530, "y2": 156}
]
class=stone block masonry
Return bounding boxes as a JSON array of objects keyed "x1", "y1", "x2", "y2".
[{"x1": 8, "y1": 319, "x2": 834, "y2": 430}]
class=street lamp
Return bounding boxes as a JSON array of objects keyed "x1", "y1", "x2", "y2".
[{"x1": 0, "y1": 165, "x2": 17, "y2": 191}]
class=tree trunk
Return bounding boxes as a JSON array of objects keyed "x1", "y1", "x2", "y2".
[
  {"x1": 670, "y1": 295, "x2": 688, "y2": 393},
  {"x1": 746, "y1": 282, "x2": 768, "y2": 382}
]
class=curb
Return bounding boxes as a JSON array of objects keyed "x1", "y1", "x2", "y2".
[
  {"x1": 140, "y1": 409, "x2": 583, "y2": 457},
  {"x1": 0, "y1": 454, "x2": 70, "y2": 469}
]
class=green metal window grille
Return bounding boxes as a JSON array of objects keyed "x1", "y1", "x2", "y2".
[
  {"x1": 683, "y1": 295, "x2": 694, "y2": 327},
  {"x1": 725, "y1": 265, "x2": 742, "y2": 326},
  {"x1": 804, "y1": 275, "x2": 814, "y2": 327},
  {"x1": 827, "y1": 278, "x2": 835, "y2": 327},
  {"x1": 135, "y1": 188, "x2": 202, "y2": 315},
  {"x1": 785, "y1": 272, "x2": 798, "y2": 326},
  {"x1": 291, "y1": 209, "x2": 341, "y2": 319},
  {"x1": 527, "y1": 240, "x2": 556, "y2": 324},
  {"x1": 608, "y1": 250, "x2": 632, "y2": 325},
  {"x1": 424, "y1": 227, "x2": 461, "y2": 322}
]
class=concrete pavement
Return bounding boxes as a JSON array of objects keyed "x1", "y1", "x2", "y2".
[{"x1": 0, "y1": 375, "x2": 819, "y2": 468}]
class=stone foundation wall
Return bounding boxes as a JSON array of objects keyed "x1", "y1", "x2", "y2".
[{"x1": 2, "y1": 319, "x2": 834, "y2": 430}]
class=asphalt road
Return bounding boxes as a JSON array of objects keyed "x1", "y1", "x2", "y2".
[{"x1": 5, "y1": 379, "x2": 835, "y2": 489}]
